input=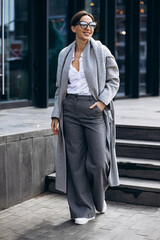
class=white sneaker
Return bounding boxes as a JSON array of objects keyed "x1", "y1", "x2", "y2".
[
  {"x1": 101, "y1": 200, "x2": 107, "y2": 214},
  {"x1": 75, "y1": 216, "x2": 95, "y2": 225}
]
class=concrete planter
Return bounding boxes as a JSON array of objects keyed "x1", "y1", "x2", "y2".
[{"x1": 0, "y1": 129, "x2": 56, "y2": 210}]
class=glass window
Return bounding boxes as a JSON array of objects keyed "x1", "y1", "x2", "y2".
[
  {"x1": 49, "y1": 0, "x2": 68, "y2": 99},
  {"x1": 0, "y1": 0, "x2": 29, "y2": 102},
  {"x1": 139, "y1": 0, "x2": 147, "y2": 95},
  {"x1": 85, "y1": 0, "x2": 100, "y2": 40},
  {"x1": 115, "y1": 0, "x2": 126, "y2": 96}
]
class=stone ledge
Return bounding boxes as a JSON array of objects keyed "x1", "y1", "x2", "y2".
[{"x1": 0, "y1": 129, "x2": 55, "y2": 143}]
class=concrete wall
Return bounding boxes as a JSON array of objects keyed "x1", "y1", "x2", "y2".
[{"x1": 0, "y1": 129, "x2": 56, "y2": 210}]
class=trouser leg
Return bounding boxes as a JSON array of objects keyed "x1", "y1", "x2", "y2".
[
  {"x1": 84, "y1": 121, "x2": 109, "y2": 212},
  {"x1": 63, "y1": 100, "x2": 95, "y2": 218},
  {"x1": 63, "y1": 95, "x2": 109, "y2": 217}
]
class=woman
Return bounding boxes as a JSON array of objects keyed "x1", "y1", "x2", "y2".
[{"x1": 51, "y1": 10, "x2": 120, "y2": 225}]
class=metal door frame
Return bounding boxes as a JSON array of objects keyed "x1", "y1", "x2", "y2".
[
  {"x1": 0, "y1": 0, "x2": 4, "y2": 95},
  {"x1": 0, "y1": 0, "x2": 33, "y2": 109}
]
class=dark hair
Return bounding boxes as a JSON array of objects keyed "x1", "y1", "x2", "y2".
[{"x1": 70, "y1": 10, "x2": 95, "y2": 26}]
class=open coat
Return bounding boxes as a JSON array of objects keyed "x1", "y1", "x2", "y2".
[{"x1": 51, "y1": 38, "x2": 120, "y2": 193}]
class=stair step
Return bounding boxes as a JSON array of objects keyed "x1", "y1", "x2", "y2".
[
  {"x1": 45, "y1": 125, "x2": 160, "y2": 207},
  {"x1": 47, "y1": 172, "x2": 56, "y2": 179},
  {"x1": 117, "y1": 157, "x2": 160, "y2": 166},
  {"x1": 106, "y1": 177, "x2": 160, "y2": 207},
  {"x1": 47, "y1": 172, "x2": 160, "y2": 190},
  {"x1": 46, "y1": 173, "x2": 60, "y2": 194},
  {"x1": 116, "y1": 125, "x2": 160, "y2": 142},
  {"x1": 117, "y1": 157, "x2": 160, "y2": 181},
  {"x1": 116, "y1": 139, "x2": 160, "y2": 147},
  {"x1": 46, "y1": 173, "x2": 160, "y2": 206},
  {"x1": 119, "y1": 177, "x2": 160, "y2": 192},
  {"x1": 116, "y1": 139, "x2": 160, "y2": 160}
]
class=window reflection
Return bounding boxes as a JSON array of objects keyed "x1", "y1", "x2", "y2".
[
  {"x1": 85, "y1": 0, "x2": 100, "y2": 40},
  {"x1": 115, "y1": 0, "x2": 126, "y2": 96},
  {"x1": 140, "y1": 0, "x2": 147, "y2": 95},
  {"x1": 49, "y1": 0, "x2": 68, "y2": 99},
  {"x1": 0, "y1": 0, "x2": 29, "y2": 101}
]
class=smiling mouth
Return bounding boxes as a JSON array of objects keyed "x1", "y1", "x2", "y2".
[{"x1": 83, "y1": 32, "x2": 91, "y2": 35}]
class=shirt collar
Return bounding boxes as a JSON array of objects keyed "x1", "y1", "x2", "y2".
[{"x1": 72, "y1": 50, "x2": 83, "y2": 60}]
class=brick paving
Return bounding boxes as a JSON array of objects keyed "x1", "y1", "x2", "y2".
[{"x1": 0, "y1": 192, "x2": 160, "y2": 240}]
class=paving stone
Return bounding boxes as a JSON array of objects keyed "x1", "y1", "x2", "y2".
[
  {"x1": 147, "y1": 229, "x2": 160, "y2": 240},
  {"x1": 0, "y1": 214, "x2": 19, "y2": 224},
  {"x1": 113, "y1": 229, "x2": 146, "y2": 240},
  {"x1": 0, "y1": 229, "x2": 14, "y2": 238},
  {"x1": 0, "y1": 192, "x2": 160, "y2": 240},
  {"x1": 1, "y1": 233, "x2": 21, "y2": 240},
  {"x1": 0, "y1": 211, "x2": 13, "y2": 219},
  {"x1": 25, "y1": 204, "x2": 44, "y2": 211},
  {"x1": 81, "y1": 228, "x2": 110, "y2": 240},
  {"x1": 10, "y1": 209, "x2": 32, "y2": 217},
  {"x1": 21, "y1": 230, "x2": 44, "y2": 239},
  {"x1": 20, "y1": 212, "x2": 40, "y2": 221}
]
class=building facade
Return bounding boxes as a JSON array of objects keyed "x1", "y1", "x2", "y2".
[{"x1": 0, "y1": 0, "x2": 160, "y2": 109}]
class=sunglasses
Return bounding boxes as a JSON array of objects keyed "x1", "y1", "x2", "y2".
[{"x1": 75, "y1": 21, "x2": 97, "y2": 29}]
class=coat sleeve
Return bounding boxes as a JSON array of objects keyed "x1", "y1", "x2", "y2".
[
  {"x1": 51, "y1": 52, "x2": 62, "y2": 119},
  {"x1": 98, "y1": 56, "x2": 120, "y2": 106}
]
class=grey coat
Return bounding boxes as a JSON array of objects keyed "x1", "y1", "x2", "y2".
[{"x1": 51, "y1": 38, "x2": 120, "y2": 193}]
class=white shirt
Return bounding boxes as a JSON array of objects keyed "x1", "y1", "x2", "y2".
[{"x1": 67, "y1": 52, "x2": 91, "y2": 95}]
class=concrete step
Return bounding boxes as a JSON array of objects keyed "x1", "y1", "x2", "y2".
[
  {"x1": 46, "y1": 173, "x2": 160, "y2": 207},
  {"x1": 46, "y1": 173, "x2": 60, "y2": 194},
  {"x1": 116, "y1": 125, "x2": 160, "y2": 142},
  {"x1": 117, "y1": 157, "x2": 160, "y2": 181},
  {"x1": 106, "y1": 177, "x2": 160, "y2": 207},
  {"x1": 116, "y1": 139, "x2": 160, "y2": 160}
]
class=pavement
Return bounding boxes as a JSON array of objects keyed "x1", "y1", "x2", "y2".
[
  {"x1": 114, "y1": 96, "x2": 160, "y2": 127},
  {"x1": 0, "y1": 96, "x2": 160, "y2": 137},
  {"x1": 0, "y1": 192, "x2": 160, "y2": 240}
]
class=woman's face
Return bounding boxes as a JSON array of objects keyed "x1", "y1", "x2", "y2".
[{"x1": 71, "y1": 15, "x2": 94, "y2": 41}]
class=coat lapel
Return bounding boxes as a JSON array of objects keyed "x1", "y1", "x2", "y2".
[
  {"x1": 83, "y1": 40, "x2": 99, "y2": 99},
  {"x1": 60, "y1": 42, "x2": 75, "y2": 100}
]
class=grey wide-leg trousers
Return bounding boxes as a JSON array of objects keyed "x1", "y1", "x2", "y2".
[{"x1": 63, "y1": 94, "x2": 110, "y2": 219}]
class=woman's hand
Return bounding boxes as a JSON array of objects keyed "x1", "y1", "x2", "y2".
[
  {"x1": 51, "y1": 118, "x2": 59, "y2": 135},
  {"x1": 90, "y1": 101, "x2": 106, "y2": 111}
]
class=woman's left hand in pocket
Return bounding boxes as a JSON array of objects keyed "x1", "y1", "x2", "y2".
[{"x1": 90, "y1": 101, "x2": 106, "y2": 111}]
